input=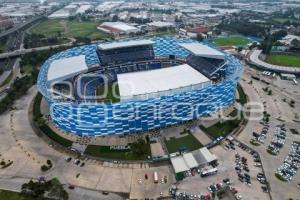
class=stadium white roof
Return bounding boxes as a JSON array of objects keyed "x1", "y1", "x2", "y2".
[
  {"x1": 183, "y1": 153, "x2": 199, "y2": 168},
  {"x1": 179, "y1": 43, "x2": 225, "y2": 60},
  {"x1": 47, "y1": 55, "x2": 88, "y2": 82},
  {"x1": 98, "y1": 39, "x2": 154, "y2": 50},
  {"x1": 117, "y1": 64, "x2": 210, "y2": 99},
  {"x1": 170, "y1": 156, "x2": 189, "y2": 173}
]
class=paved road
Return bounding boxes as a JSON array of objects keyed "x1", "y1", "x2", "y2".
[
  {"x1": 0, "y1": 176, "x2": 124, "y2": 200},
  {"x1": 0, "y1": 42, "x2": 74, "y2": 59},
  {"x1": 0, "y1": 16, "x2": 44, "y2": 39},
  {"x1": 248, "y1": 49, "x2": 300, "y2": 74}
]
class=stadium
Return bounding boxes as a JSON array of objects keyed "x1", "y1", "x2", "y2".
[{"x1": 37, "y1": 37, "x2": 243, "y2": 136}]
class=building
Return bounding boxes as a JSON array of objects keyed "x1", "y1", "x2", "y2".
[
  {"x1": 97, "y1": 22, "x2": 140, "y2": 36},
  {"x1": 48, "y1": 4, "x2": 77, "y2": 19},
  {"x1": 37, "y1": 37, "x2": 243, "y2": 136},
  {"x1": 170, "y1": 156, "x2": 190, "y2": 180},
  {"x1": 192, "y1": 147, "x2": 218, "y2": 166},
  {"x1": 170, "y1": 147, "x2": 218, "y2": 180},
  {"x1": 279, "y1": 34, "x2": 300, "y2": 46},
  {"x1": 150, "y1": 142, "x2": 166, "y2": 159},
  {"x1": 147, "y1": 21, "x2": 175, "y2": 31},
  {"x1": 0, "y1": 15, "x2": 14, "y2": 31},
  {"x1": 280, "y1": 73, "x2": 296, "y2": 80}
]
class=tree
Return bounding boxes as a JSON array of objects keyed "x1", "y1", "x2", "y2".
[
  {"x1": 196, "y1": 33, "x2": 204, "y2": 42},
  {"x1": 112, "y1": 15, "x2": 118, "y2": 22}
]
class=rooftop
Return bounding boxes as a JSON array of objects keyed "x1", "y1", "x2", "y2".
[
  {"x1": 187, "y1": 26, "x2": 209, "y2": 34},
  {"x1": 98, "y1": 39, "x2": 154, "y2": 50},
  {"x1": 147, "y1": 21, "x2": 175, "y2": 28},
  {"x1": 47, "y1": 55, "x2": 88, "y2": 82},
  {"x1": 117, "y1": 64, "x2": 210, "y2": 100},
  {"x1": 179, "y1": 43, "x2": 225, "y2": 60},
  {"x1": 182, "y1": 153, "x2": 199, "y2": 168},
  {"x1": 170, "y1": 156, "x2": 189, "y2": 173},
  {"x1": 99, "y1": 22, "x2": 139, "y2": 33}
]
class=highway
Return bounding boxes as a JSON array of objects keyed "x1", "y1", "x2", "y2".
[
  {"x1": 0, "y1": 16, "x2": 45, "y2": 39},
  {"x1": 0, "y1": 40, "x2": 75, "y2": 60},
  {"x1": 248, "y1": 49, "x2": 300, "y2": 74}
]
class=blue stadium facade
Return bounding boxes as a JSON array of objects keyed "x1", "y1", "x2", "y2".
[{"x1": 37, "y1": 37, "x2": 243, "y2": 136}]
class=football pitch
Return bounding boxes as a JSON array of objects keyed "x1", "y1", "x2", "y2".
[
  {"x1": 30, "y1": 19, "x2": 109, "y2": 40},
  {"x1": 266, "y1": 54, "x2": 300, "y2": 68},
  {"x1": 212, "y1": 36, "x2": 251, "y2": 46},
  {"x1": 96, "y1": 83, "x2": 120, "y2": 103}
]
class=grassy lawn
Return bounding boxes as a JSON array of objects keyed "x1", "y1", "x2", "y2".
[
  {"x1": 272, "y1": 18, "x2": 298, "y2": 24},
  {"x1": 0, "y1": 70, "x2": 13, "y2": 87},
  {"x1": 96, "y1": 83, "x2": 120, "y2": 103},
  {"x1": 30, "y1": 19, "x2": 65, "y2": 36},
  {"x1": 165, "y1": 133, "x2": 203, "y2": 153},
  {"x1": 266, "y1": 54, "x2": 300, "y2": 68},
  {"x1": 20, "y1": 65, "x2": 33, "y2": 74},
  {"x1": 0, "y1": 190, "x2": 51, "y2": 200},
  {"x1": 0, "y1": 40, "x2": 6, "y2": 53},
  {"x1": 84, "y1": 144, "x2": 151, "y2": 160},
  {"x1": 237, "y1": 84, "x2": 247, "y2": 105},
  {"x1": 212, "y1": 36, "x2": 251, "y2": 46},
  {"x1": 30, "y1": 19, "x2": 109, "y2": 40},
  {"x1": 39, "y1": 120, "x2": 73, "y2": 148},
  {"x1": 33, "y1": 93, "x2": 73, "y2": 148},
  {"x1": 200, "y1": 109, "x2": 243, "y2": 139}
]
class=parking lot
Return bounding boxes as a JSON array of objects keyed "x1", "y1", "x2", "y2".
[
  {"x1": 238, "y1": 68, "x2": 300, "y2": 200},
  {"x1": 130, "y1": 165, "x2": 174, "y2": 199},
  {"x1": 276, "y1": 141, "x2": 300, "y2": 181},
  {"x1": 176, "y1": 145, "x2": 269, "y2": 200}
]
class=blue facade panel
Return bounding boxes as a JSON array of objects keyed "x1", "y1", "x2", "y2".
[{"x1": 38, "y1": 38, "x2": 243, "y2": 136}]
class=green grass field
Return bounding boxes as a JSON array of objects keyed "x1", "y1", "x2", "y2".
[
  {"x1": 200, "y1": 109, "x2": 243, "y2": 139},
  {"x1": 266, "y1": 54, "x2": 300, "y2": 68},
  {"x1": 237, "y1": 85, "x2": 247, "y2": 105},
  {"x1": 0, "y1": 190, "x2": 51, "y2": 200},
  {"x1": 84, "y1": 144, "x2": 151, "y2": 160},
  {"x1": 96, "y1": 83, "x2": 120, "y2": 103},
  {"x1": 272, "y1": 18, "x2": 298, "y2": 24},
  {"x1": 0, "y1": 71, "x2": 13, "y2": 87},
  {"x1": 165, "y1": 133, "x2": 203, "y2": 153},
  {"x1": 212, "y1": 36, "x2": 251, "y2": 46},
  {"x1": 32, "y1": 93, "x2": 73, "y2": 148},
  {"x1": 0, "y1": 40, "x2": 6, "y2": 53},
  {"x1": 30, "y1": 19, "x2": 109, "y2": 40}
]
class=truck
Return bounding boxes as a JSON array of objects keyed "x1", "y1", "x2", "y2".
[{"x1": 153, "y1": 171, "x2": 158, "y2": 183}]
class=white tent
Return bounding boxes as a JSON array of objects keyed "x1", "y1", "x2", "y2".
[
  {"x1": 170, "y1": 156, "x2": 189, "y2": 173},
  {"x1": 183, "y1": 153, "x2": 199, "y2": 169}
]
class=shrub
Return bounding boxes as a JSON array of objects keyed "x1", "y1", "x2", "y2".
[{"x1": 41, "y1": 165, "x2": 49, "y2": 172}]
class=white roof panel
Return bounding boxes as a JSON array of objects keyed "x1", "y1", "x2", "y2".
[
  {"x1": 117, "y1": 64, "x2": 210, "y2": 99},
  {"x1": 179, "y1": 43, "x2": 225, "y2": 60},
  {"x1": 199, "y1": 147, "x2": 217, "y2": 164},
  {"x1": 98, "y1": 39, "x2": 154, "y2": 50},
  {"x1": 183, "y1": 153, "x2": 199, "y2": 168},
  {"x1": 100, "y1": 22, "x2": 139, "y2": 33},
  {"x1": 47, "y1": 55, "x2": 88, "y2": 82},
  {"x1": 147, "y1": 21, "x2": 175, "y2": 28},
  {"x1": 170, "y1": 156, "x2": 189, "y2": 173}
]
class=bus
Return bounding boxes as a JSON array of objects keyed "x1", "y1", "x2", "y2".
[
  {"x1": 153, "y1": 171, "x2": 158, "y2": 183},
  {"x1": 201, "y1": 168, "x2": 218, "y2": 177}
]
